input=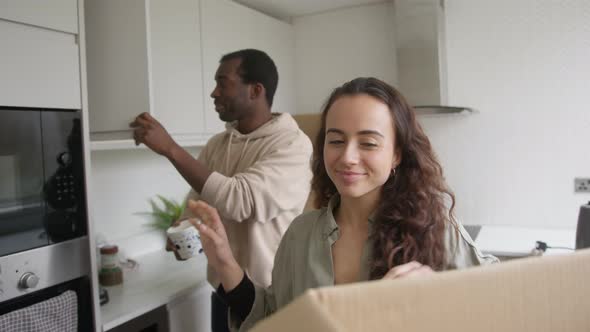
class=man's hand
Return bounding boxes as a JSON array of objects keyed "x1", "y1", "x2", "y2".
[
  {"x1": 130, "y1": 112, "x2": 178, "y2": 156},
  {"x1": 382, "y1": 261, "x2": 434, "y2": 280}
]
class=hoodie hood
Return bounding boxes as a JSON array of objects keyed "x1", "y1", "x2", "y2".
[
  {"x1": 220, "y1": 113, "x2": 301, "y2": 174},
  {"x1": 224, "y1": 112, "x2": 300, "y2": 141}
]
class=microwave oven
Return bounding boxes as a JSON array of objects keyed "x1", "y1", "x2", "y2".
[{"x1": 0, "y1": 107, "x2": 88, "y2": 256}]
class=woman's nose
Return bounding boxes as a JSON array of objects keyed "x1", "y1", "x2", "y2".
[{"x1": 341, "y1": 143, "x2": 360, "y2": 164}]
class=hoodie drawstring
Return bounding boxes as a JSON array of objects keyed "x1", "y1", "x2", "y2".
[
  {"x1": 225, "y1": 131, "x2": 250, "y2": 174},
  {"x1": 223, "y1": 114, "x2": 286, "y2": 174},
  {"x1": 238, "y1": 137, "x2": 251, "y2": 165},
  {"x1": 224, "y1": 131, "x2": 252, "y2": 174},
  {"x1": 225, "y1": 131, "x2": 234, "y2": 174}
]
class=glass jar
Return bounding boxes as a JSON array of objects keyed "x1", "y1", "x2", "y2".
[{"x1": 99, "y1": 245, "x2": 123, "y2": 286}]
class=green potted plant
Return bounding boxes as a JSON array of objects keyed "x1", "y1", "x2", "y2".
[{"x1": 143, "y1": 195, "x2": 186, "y2": 231}]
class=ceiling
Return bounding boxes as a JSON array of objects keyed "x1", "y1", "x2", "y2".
[{"x1": 234, "y1": 0, "x2": 387, "y2": 21}]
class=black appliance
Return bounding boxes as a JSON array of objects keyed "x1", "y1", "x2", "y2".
[
  {"x1": 0, "y1": 107, "x2": 87, "y2": 255},
  {"x1": 576, "y1": 201, "x2": 590, "y2": 250},
  {"x1": 0, "y1": 107, "x2": 94, "y2": 331},
  {"x1": 0, "y1": 239, "x2": 94, "y2": 331}
]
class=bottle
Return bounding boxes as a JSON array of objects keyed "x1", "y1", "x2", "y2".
[{"x1": 99, "y1": 245, "x2": 123, "y2": 286}]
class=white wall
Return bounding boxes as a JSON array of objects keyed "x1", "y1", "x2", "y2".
[
  {"x1": 293, "y1": 2, "x2": 398, "y2": 114},
  {"x1": 419, "y1": 0, "x2": 590, "y2": 228},
  {"x1": 90, "y1": 147, "x2": 200, "y2": 255},
  {"x1": 293, "y1": 0, "x2": 589, "y2": 229}
]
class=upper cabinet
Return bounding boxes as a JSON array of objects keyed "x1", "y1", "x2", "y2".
[
  {"x1": 200, "y1": 0, "x2": 296, "y2": 134},
  {"x1": 0, "y1": 0, "x2": 78, "y2": 33},
  {"x1": 85, "y1": 0, "x2": 296, "y2": 149},
  {"x1": 0, "y1": 1, "x2": 80, "y2": 109},
  {"x1": 85, "y1": 0, "x2": 206, "y2": 148},
  {"x1": 149, "y1": 0, "x2": 204, "y2": 138}
]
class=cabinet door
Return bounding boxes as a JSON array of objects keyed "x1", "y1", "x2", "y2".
[
  {"x1": 149, "y1": 0, "x2": 204, "y2": 135},
  {"x1": 85, "y1": 0, "x2": 151, "y2": 134},
  {"x1": 0, "y1": 0, "x2": 78, "y2": 34},
  {"x1": 167, "y1": 284, "x2": 211, "y2": 332},
  {"x1": 200, "y1": 0, "x2": 296, "y2": 134},
  {"x1": 0, "y1": 19, "x2": 80, "y2": 109}
]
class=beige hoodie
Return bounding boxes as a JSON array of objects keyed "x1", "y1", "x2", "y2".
[{"x1": 180, "y1": 113, "x2": 313, "y2": 288}]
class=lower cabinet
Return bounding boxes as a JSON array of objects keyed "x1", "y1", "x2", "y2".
[
  {"x1": 108, "y1": 305, "x2": 169, "y2": 332},
  {"x1": 105, "y1": 284, "x2": 211, "y2": 332},
  {"x1": 167, "y1": 284, "x2": 212, "y2": 332}
]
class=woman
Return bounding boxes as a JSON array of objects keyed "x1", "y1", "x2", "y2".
[{"x1": 187, "y1": 77, "x2": 497, "y2": 331}]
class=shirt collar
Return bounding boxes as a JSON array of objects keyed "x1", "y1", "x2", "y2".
[
  {"x1": 322, "y1": 195, "x2": 340, "y2": 240},
  {"x1": 322, "y1": 195, "x2": 378, "y2": 240}
]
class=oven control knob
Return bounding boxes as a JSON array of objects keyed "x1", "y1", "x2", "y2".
[{"x1": 19, "y1": 272, "x2": 39, "y2": 289}]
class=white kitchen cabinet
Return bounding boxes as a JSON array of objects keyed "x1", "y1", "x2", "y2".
[
  {"x1": 0, "y1": 0, "x2": 78, "y2": 34},
  {"x1": 0, "y1": 19, "x2": 81, "y2": 109},
  {"x1": 167, "y1": 284, "x2": 211, "y2": 332},
  {"x1": 85, "y1": 0, "x2": 207, "y2": 148},
  {"x1": 200, "y1": 0, "x2": 296, "y2": 133}
]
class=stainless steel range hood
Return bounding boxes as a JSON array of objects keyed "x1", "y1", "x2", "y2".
[{"x1": 394, "y1": 0, "x2": 475, "y2": 115}]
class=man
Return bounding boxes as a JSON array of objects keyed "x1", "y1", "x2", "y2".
[{"x1": 130, "y1": 49, "x2": 313, "y2": 331}]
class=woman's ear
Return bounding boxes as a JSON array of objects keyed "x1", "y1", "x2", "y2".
[{"x1": 392, "y1": 147, "x2": 402, "y2": 171}]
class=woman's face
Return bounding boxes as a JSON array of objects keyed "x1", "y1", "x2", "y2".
[{"x1": 324, "y1": 94, "x2": 400, "y2": 201}]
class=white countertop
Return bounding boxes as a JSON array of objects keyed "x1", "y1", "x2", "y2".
[
  {"x1": 100, "y1": 249, "x2": 208, "y2": 331},
  {"x1": 474, "y1": 225, "x2": 576, "y2": 257}
]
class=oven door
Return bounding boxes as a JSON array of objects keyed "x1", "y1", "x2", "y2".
[
  {"x1": 0, "y1": 277, "x2": 93, "y2": 331},
  {"x1": 0, "y1": 237, "x2": 94, "y2": 331}
]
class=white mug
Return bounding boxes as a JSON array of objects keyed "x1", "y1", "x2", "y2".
[{"x1": 166, "y1": 219, "x2": 202, "y2": 260}]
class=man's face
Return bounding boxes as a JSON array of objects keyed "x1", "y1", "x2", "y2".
[{"x1": 210, "y1": 58, "x2": 251, "y2": 122}]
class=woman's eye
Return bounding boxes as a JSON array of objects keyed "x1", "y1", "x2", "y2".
[
  {"x1": 361, "y1": 142, "x2": 378, "y2": 148},
  {"x1": 328, "y1": 140, "x2": 344, "y2": 145}
]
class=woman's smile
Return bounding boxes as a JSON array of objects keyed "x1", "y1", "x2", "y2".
[{"x1": 336, "y1": 170, "x2": 367, "y2": 185}]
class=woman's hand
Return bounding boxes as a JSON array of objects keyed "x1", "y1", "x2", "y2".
[
  {"x1": 382, "y1": 261, "x2": 434, "y2": 280},
  {"x1": 186, "y1": 199, "x2": 244, "y2": 291}
]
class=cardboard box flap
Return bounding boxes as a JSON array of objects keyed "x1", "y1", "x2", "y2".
[
  {"x1": 251, "y1": 289, "x2": 342, "y2": 332},
  {"x1": 252, "y1": 249, "x2": 590, "y2": 332}
]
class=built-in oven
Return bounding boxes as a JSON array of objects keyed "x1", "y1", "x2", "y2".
[{"x1": 0, "y1": 107, "x2": 94, "y2": 331}]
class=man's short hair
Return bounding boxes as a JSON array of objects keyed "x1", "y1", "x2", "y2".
[{"x1": 221, "y1": 49, "x2": 279, "y2": 107}]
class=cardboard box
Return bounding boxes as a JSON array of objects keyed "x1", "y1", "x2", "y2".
[
  {"x1": 251, "y1": 249, "x2": 590, "y2": 332},
  {"x1": 292, "y1": 113, "x2": 322, "y2": 147},
  {"x1": 292, "y1": 113, "x2": 322, "y2": 211}
]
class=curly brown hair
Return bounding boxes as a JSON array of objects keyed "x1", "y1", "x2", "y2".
[{"x1": 311, "y1": 77, "x2": 456, "y2": 279}]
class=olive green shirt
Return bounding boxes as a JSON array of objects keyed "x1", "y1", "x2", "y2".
[{"x1": 232, "y1": 195, "x2": 498, "y2": 331}]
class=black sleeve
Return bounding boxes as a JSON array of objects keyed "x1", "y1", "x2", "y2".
[{"x1": 217, "y1": 273, "x2": 255, "y2": 322}]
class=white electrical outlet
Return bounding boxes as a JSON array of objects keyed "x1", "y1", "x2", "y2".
[{"x1": 575, "y1": 178, "x2": 590, "y2": 193}]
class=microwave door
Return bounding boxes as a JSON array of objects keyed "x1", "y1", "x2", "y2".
[
  {"x1": 0, "y1": 109, "x2": 49, "y2": 256},
  {"x1": 40, "y1": 110, "x2": 86, "y2": 243}
]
